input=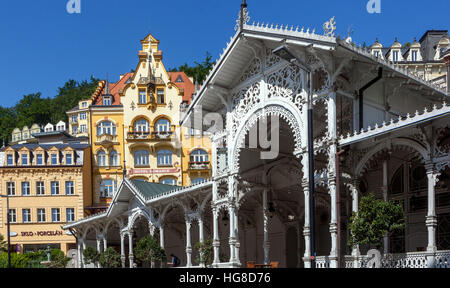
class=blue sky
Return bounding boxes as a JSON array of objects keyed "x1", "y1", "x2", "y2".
[{"x1": 0, "y1": 0, "x2": 448, "y2": 108}]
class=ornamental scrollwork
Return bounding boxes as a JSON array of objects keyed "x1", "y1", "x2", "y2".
[{"x1": 266, "y1": 64, "x2": 304, "y2": 110}]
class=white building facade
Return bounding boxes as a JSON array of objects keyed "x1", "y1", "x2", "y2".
[{"x1": 64, "y1": 3, "x2": 450, "y2": 268}]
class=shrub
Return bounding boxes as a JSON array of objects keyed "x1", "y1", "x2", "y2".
[{"x1": 99, "y1": 248, "x2": 121, "y2": 268}]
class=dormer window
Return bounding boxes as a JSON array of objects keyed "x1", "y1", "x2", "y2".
[
  {"x1": 411, "y1": 50, "x2": 418, "y2": 61},
  {"x1": 393, "y1": 51, "x2": 399, "y2": 62},
  {"x1": 103, "y1": 96, "x2": 112, "y2": 106},
  {"x1": 66, "y1": 153, "x2": 73, "y2": 165},
  {"x1": 175, "y1": 75, "x2": 184, "y2": 83},
  {"x1": 36, "y1": 154, "x2": 43, "y2": 166},
  {"x1": 374, "y1": 51, "x2": 380, "y2": 58},
  {"x1": 51, "y1": 154, "x2": 58, "y2": 165},
  {"x1": 82, "y1": 102, "x2": 87, "y2": 108},
  {"x1": 7, "y1": 154, "x2": 14, "y2": 166},
  {"x1": 21, "y1": 154, "x2": 29, "y2": 166}
]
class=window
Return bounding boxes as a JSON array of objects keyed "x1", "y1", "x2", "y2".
[
  {"x1": 66, "y1": 208, "x2": 75, "y2": 222},
  {"x1": 100, "y1": 179, "x2": 117, "y2": 198},
  {"x1": 72, "y1": 126, "x2": 78, "y2": 135},
  {"x1": 66, "y1": 154, "x2": 73, "y2": 165},
  {"x1": 97, "y1": 121, "x2": 116, "y2": 136},
  {"x1": 51, "y1": 208, "x2": 61, "y2": 222},
  {"x1": 134, "y1": 119, "x2": 150, "y2": 133},
  {"x1": 71, "y1": 115, "x2": 77, "y2": 123},
  {"x1": 8, "y1": 209, "x2": 16, "y2": 223},
  {"x1": 190, "y1": 149, "x2": 209, "y2": 163},
  {"x1": 157, "y1": 149, "x2": 172, "y2": 166},
  {"x1": 157, "y1": 89, "x2": 165, "y2": 104},
  {"x1": 109, "y1": 150, "x2": 119, "y2": 167},
  {"x1": 192, "y1": 178, "x2": 206, "y2": 185},
  {"x1": 21, "y1": 154, "x2": 28, "y2": 166},
  {"x1": 97, "y1": 150, "x2": 107, "y2": 167},
  {"x1": 393, "y1": 51, "x2": 399, "y2": 62},
  {"x1": 37, "y1": 209, "x2": 46, "y2": 223},
  {"x1": 36, "y1": 182, "x2": 45, "y2": 195},
  {"x1": 65, "y1": 181, "x2": 75, "y2": 195},
  {"x1": 23, "y1": 209, "x2": 31, "y2": 223},
  {"x1": 155, "y1": 119, "x2": 171, "y2": 132},
  {"x1": 374, "y1": 51, "x2": 380, "y2": 58},
  {"x1": 82, "y1": 102, "x2": 87, "y2": 108},
  {"x1": 139, "y1": 90, "x2": 147, "y2": 104},
  {"x1": 7, "y1": 182, "x2": 15, "y2": 196},
  {"x1": 134, "y1": 150, "x2": 149, "y2": 166},
  {"x1": 51, "y1": 154, "x2": 58, "y2": 165},
  {"x1": 160, "y1": 177, "x2": 177, "y2": 186},
  {"x1": 36, "y1": 154, "x2": 43, "y2": 165},
  {"x1": 51, "y1": 181, "x2": 60, "y2": 195},
  {"x1": 80, "y1": 125, "x2": 87, "y2": 133},
  {"x1": 22, "y1": 182, "x2": 30, "y2": 196},
  {"x1": 103, "y1": 96, "x2": 112, "y2": 106},
  {"x1": 7, "y1": 154, "x2": 13, "y2": 166},
  {"x1": 80, "y1": 112, "x2": 87, "y2": 120},
  {"x1": 412, "y1": 50, "x2": 418, "y2": 61}
]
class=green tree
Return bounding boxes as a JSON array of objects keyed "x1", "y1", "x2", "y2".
[
  {"x1": 82, "y1": 246, "x2": 100, "y2": 266},
  {"x1": 99, "y1": 248, "x2": 121, "y2": 268},
  {"x1": 349, "y1": 194, "x2": 405, "y2": 250},
  {"x1": 195, "y1": 239, "x2": 213, "y2": 267},
  {"x1": 169, "y1": 52, "x2": 215, "y2": 85},
  {"x1": 134, "y1": 234, "x2": 166, "y2": 266},
  {"x1": 0, "y1": 252, "x2": 31, "y2": 268},
  {"x1": 0, "y1": 234, "x2": 7, "y2": 253}
]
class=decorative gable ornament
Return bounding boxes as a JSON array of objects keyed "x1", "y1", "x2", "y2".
[{"x1": 323, "y1": 16, "x2": 336, "y2": 37}]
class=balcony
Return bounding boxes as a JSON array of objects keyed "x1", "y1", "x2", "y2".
[
  {"x1": 127, "y1": 131, "x2": 152, "y2": 141},
  {"x1": 152, "y1": 131, "x2": 173, "y2": 140},
  {"x1": 188, "y1": 161, "x2": 211, "y2": 171},
  {"x1": 95, "y1": 134, "x2": 119, "y2": 147}
]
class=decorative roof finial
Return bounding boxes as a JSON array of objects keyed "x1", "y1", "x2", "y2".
[
  {"x1": 236, "y1": 0, "x2": 250, "y2": 31},
  {"x1": 323, "y1": 16, "x2": 336, "y2": 37}
]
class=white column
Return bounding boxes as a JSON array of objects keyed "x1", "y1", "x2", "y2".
[
  {"x1": 120, "y1": 233, "x2": 126, "y2": 268},
  {"x1": 199, "y1": 217, "x2": 204, "y2": 243},
  {"x1": 212, "y1": 206, "x2": 220, "y2": 265},
  {"x1": 81, "y1": 238, "x2": 86, "y2": 268},
  {"x1": 351, "y1": 179, "x2": 361, "y2": 268},
  {"x1": 426, "y1": 164, "x2": 438, "y2": 268},
  {"x1": 103, "y1": 237, "x2": 107, "y2": 252},
  {"x1": 382, "y1": 160, "x2": 389, "y2": 254},
  {"x1": 228, "y1": 203, "x2": 237, "y2": 264},
  {"x1": 302, "y1": 180, "x2": 312, "y2": 268},
  {"x1": 185, "y1": 217, "x2": 192, "y2": 267},
  {"x1": 128, "y1": 231, "x2": 134, "y2": 268},
  {"x1": 263, "y1": 188, "x2": 270, "y2": 265},
  {"x1": 159, "y1": 225, "x2": 165, "y2": 268},
  {"x1": 233, "y1": 208, "x2": 240, "y2": 266},
  {"x1": 96, "y1": 235, "x2": 102, "y2": 268},
  {"x1": 327, "y1": 92, "x2": 338, "y2": 268}
]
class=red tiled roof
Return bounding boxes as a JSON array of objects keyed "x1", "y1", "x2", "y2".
[
  {"x1": 93, "y1": 72, "x2": 134, "y2": 106},
  {"x1": 168, "y1": 72, "x2": 195, "y2": 104}
]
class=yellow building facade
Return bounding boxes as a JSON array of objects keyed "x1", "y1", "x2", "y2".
[{"x1": 0, "y1": 141, "x2": 92, "y2": 254}]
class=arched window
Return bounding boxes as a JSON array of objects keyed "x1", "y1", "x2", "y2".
[
  {"x1": 190, "y1": 149, "x2": 209, "y2": 163},
  {"x1": 97, "y1": 150, "x2": 107, "y2": 167},
  {"x1": 134, "y1": 119, "x2": 150, "y2": 133},
  {"x1": 97, "y1": 121, "x2": 116, "y2": 136},
  {"x1": 155, "y1": 118, "x2": 171, "y2": 132},
  {"x1": 192, "y1": 178, "x2": 206, "y2": 185},
  {"x1": 100, "y1": 179, "x2": 117, "y2": 198},
  {"x1": 134, "y1": 150, "x2": 149, "y2": 166},
  {"x1": 160, "y1": 177, "x2": 177, "y2": 186},
  {"x1": 109, "y1": 150, "x2": 119, "y2": 167},
  {"x1": 157, "y1": 149, "x2": 172, "y2": 166}
]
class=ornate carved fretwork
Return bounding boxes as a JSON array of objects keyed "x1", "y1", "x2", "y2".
[{"x1": 266, "y1": 64, "x2": 304, "y2": 109}]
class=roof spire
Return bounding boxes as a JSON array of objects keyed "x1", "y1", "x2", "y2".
[
  {"x1": 104, "y1": 73, "x2": 112, "y2": 96},
  {"x1": 236, "y1": 0, "x2": 250, "y2": 31}
]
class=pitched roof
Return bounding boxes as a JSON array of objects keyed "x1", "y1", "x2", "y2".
[
  {"x1": 168, "y1": 71, "x2": 195, "y2": 104},
  {"x1": 93, "y1": 72, "x2": 134, "y2": 106},
  {"x1": 130, "y1": 179, "x2": 180, "y2": 199}
]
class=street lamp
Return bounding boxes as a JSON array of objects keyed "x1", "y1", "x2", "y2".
[
  {"x1": 273, "y1": 44, "x2": 316, "y2": 268},
  {"x1": 0, "y1": 194, "x2": 11, "y2": 268}
]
